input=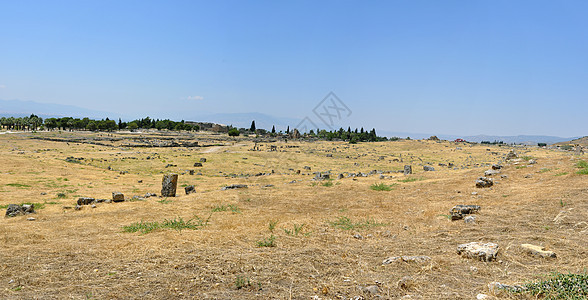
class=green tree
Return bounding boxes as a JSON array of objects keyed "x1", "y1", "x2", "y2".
[{"x1": 250, "y1": 120, "x2": 256, "y2": 132}]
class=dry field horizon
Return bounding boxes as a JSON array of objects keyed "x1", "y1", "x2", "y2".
[{"x1": 1, "y1": 130, "x2": 586, "y2": 299}]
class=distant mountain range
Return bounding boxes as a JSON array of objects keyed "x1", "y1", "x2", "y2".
[
  {"x1": 1, "y1": 99, "x2": 580, "y2": 145},
  {"x1": 0, "y1": 99, "x2": 124, "y2": 120}
]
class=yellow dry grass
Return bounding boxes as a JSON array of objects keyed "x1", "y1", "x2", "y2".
[{"x1": 0, "y1": 131, "x2": 586, "y2": 299}]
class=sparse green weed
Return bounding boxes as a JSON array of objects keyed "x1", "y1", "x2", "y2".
[
  {"x1": 511, "y1": 272, "x2": 588, "y2": 299},
  {"x1": 370, "y1": 183, "x2": 397, "y2": 191},
  {"x1": 256, "y1": 234, "x2": 276, "y2": 247},
  {"x1": 328, "y1": 216, "x2": 387, "y2": 230},
  {"x1": 398, "y1": 177, "x2": 424, "y2": 183}
]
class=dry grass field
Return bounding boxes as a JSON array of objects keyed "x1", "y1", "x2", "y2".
[{"x1": 0, "y1": 131, "x2": 586, "y2": 299}]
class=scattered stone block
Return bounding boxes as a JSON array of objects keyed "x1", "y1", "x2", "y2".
[
  {"x1": 476, "y1": 177, "x2": 493, "y2": 188},
  {"x1": 423, "y1": 165, "x2": 435, "y2": 171},
  {"x1": 185, "y1": 185, "x2": 196, "y2": 195},
  {"x1": 404, "y1": 165, "x2": 412, "y2": 175},
  {"x1": 5, "y1": 204, "x2": 36, "y2": 217},
  {"x1": 457, "y1": 242, "x2": 499, "y2": 261},
  {"x1": 450, "y1": 205, "x2": 481, "y2": 220},
  {"x1": 506, "y1": 150, "x2": 518, "y2": 160},
  {"x1": 382, "y1": 256, "x2": 431, "y2": 265},
  {"x1": 491, "y1": 164, "x2": 502, "y2": 170},
  {"x1": 194, "y1": 162, "x2": 203, "y2": 167},
  {"x1": 112, "y1": 192, "x2": 124, "y2": 202},
  {"x1": 520, "y1": 244, "x2": 556, "y2": 258},
  {"x1": 484, "y1": 169, "x2": 500, "y2": 176},
  {"x1": 161, "y1": 173, "x2": 179, "y2": 197},
  {"x1": 464, "y1": 215, "x2": 476, "y2": 224},
  {"x1": 199, "y1": 158, "x2": 207, "y2": 162},
  {"x1": 77, "y1": 197, "x2": 95, "y2": 206},
  {"x1": 221, "y1": 184, "x2": 248, "y2": 191},
  {"x1": 189, "y1": 170, "x2": 195, "y2": 175}
]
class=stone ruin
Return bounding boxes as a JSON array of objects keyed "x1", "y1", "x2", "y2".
[{"x1": 161, "y1": 173, "x2": 178, "y2": 197}]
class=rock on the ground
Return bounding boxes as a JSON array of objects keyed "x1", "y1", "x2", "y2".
[
  {"x1": 221, "y1": 184, "x2": 248, "y2": 191},
  {"x1": 491, "y1": 164, "x2": 502, "y2": 170},
  {"x1": 5, "y1": 204, "x2": 36, "y2": 217},
  {"x1": 450, "y1": 204, "x2": 481, "y2": 220},
  {"x1": 161, "y1": 173, "x2": 178, "y2": 197},
  {"x1": 77, "y1": 197, "x2": 95, "y2": 205},
  {"x1": 520, "y1": 244, "x2": 556, "y2": 258},
  {"x1": 464, "y1": 215, "x2": 476, "y2": 224},
  {"x1": 199, "y1": 158, "x2": 207, "y2": 162},
  {"x1": 404, "y1": 165, "x2": 412, "y2": 175},
  {"x1": 488, "y1": 281, "x2": 525, "y2": 295},
  {"x1": 383, "y1": 256, "x2": 431, "y2": 264},
  {"x1": 476, "y1": 177, "x2": 493, "y2": 188},
  {"x1": 423, "y1": 165, "x2": 435, "y2": 171},
  {"x1": 112, "y1": 192, "x2": 124, "y2": 202},
  {"x1": 185, "y1": 185, "x2": 196, "y2": 195},
  {"x1": 457, "y1": 242, "x2": 499, "y2": 261},
  {"x1": 506, "y1": 150, "x2": 518, "y2": 160},
  {"x1": 484, "y1": 169, "x2": 500, "y2": 176},
  {"x1": 193, "y1": 162, "x2": 203, "y2": 167}
]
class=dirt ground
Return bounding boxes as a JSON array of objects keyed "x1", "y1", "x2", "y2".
[{"x1": 0, "y1": 131, "x2": 586, "y2": 299}]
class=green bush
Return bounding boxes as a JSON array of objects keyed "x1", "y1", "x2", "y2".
[
  {"x1": 228, "y1": 128, "x2": 240, "y2": 136},
  {"x1": 512, "y1": 272, "x2": 588, "y2": 299}
]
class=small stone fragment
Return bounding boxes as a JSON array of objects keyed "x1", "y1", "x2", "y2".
[
  {"x1": 185, "y1": 185, "x2": 196, "y2": 195},
  {"x1": 77, "y1": 197, "x2": 95, "y2": 205},
  {"x1": 457, "y1": 242, "x2": 499, "y2": 261},
  {"x1": 112, "y1": 192, "x2": 125, "y2": 202},
  {"x1": 27, "y1": 217, "x2": 36, "y2": 221},
  {"x1": 476, "y1": 177, "x2": 493, "y2": 188},
  {"x1": 464, "y1": 215, "x2": 476, "y2": 224},
  {"x1": 221, "y1": 184, "x2": 248, "y2": 191},
  {"x1": 74, "y1": 205, "x2": 82, "y2": 211},
  {"x1": 383, "y1": 256, "x2": 431, "y2": 264},
  {"x1": 520, "y1": 244, "x2": 556, "y2": 258}
]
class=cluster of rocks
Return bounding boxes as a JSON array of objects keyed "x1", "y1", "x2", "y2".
[
  {"x1": 5, "y1": 204, "x2": 35, "y2": 217},
  {"x1": 450, "y1": 204, "x2": 480, "y2": 222}
]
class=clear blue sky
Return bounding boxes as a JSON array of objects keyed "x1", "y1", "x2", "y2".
[{"x1": 0, "y1": 1, "x2": 586, "y2": 137}]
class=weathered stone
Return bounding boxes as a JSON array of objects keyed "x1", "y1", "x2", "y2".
[
  {"x1": 383, "y1": 256, "x2": 431, "y2": 265},
  {"x1": 112, "y1": 192, "x2": 124, "y2": 202},
  {"x1": 476, "y1": 177, "x2": 493, "y2": 188},
  {"x1": 457, "y1": 242, "x2": 499, "y2": 261},
  {"x1": 450, "y1": 204, "x2": 481, "y2": 220},
  {"x1": 488, "y1": 281, "x2": 526, "y2": 295},
  {"x1": 144, "y1": 193, "x2": 157, "y2": 198},
  {"x1": 189, "y1": 170, "x2": 195, "y2": 175},
  {"x1": 404, "y1": 165, "x2": 412, "y2": 175},
  {"x1": 161, "y1": 173, "x2": 179, "y2": 197},
  {"x1": 338, "y1": 173, "x2": 344, "y2": 179},
  {"x1": 199, "y1": 158, "x2": 207, "y2": 162},
  {"x1": 464, "y1": 215, "x2": 476, "y2": 224},
  {"x1": 484, "y1": 169, "x2": 500, "y2": 176},
  {"x1": 492, "y1": 164, "x2": 502, "y2": 170},
  {"x1": 74, "y1": 205, "x2": 82, "y2": 210},
  {"x1": 361, "y1": 285, "x2": 379, "y2": 295},
  {"x1": 193, "y1": 162, "x2": 203, "y2": 167},
  {"x1": 5, "y1": 204, "x2": 36, "y2": 217},
  {"x1": 304, "y1": 166, "x2": 311, "y2": 170},
  {"x1": 520, "y1": 244, "x2": 556, "y2": 258},
  {"x1": 326, "y1": 154, "x2": 333, "y2": 157},
  {"x1": 290, "y1": 128, "x2": 301, "y2": 139},
  {"x1": 221, "y1": 184, "x2": 248, "y2": 191},
  {"x1": 185, "y1": 185, "x2": 196, "y2": 195},
  {"x1": 528, "y1": 159, "x2": 536, "y2": 164},
  {"x1": 423, "y1": 165, "x2": 435, "y2": 171},
  {"x1": 77, "y1": 197, "x2": 95, "y2": 205},
  {"x1": 506, "y1": 150, "x2": 518, "y2": 160},
  {"x1": 27, "y1": 217, "x2": 36, "y2": 221},
  {"x1": 397, "y1": 276, "x2": 414, "y2": 290}
]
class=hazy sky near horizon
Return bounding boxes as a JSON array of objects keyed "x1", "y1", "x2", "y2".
[{"x1": 0, "y1": 1, "x2": 587, "y2": 137}]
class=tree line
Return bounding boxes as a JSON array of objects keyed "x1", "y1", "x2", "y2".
[{"x1": 0, "y1": 115, "x2": 199, "y2": 132}]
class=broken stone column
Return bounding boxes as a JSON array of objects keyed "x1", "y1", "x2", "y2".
[
  {"x1": 403, "y1": 165, "x2": 412, "y2": 175},
  {"x1": 161, "y1": 173, "x2": 178, "y2": 197}
]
